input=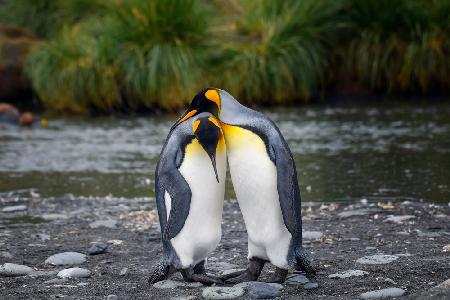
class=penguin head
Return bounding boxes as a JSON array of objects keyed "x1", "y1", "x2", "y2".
[
  {"x1": 192, "y1": 115, "x2": 222, "y2": 183},
  {"x1": 174, "y1": 87, "x2": 221, "y2": 128}
]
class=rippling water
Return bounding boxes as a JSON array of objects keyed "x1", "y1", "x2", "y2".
[{"x1": 1, "y1": 102, "x2": 449, "y2": 203}]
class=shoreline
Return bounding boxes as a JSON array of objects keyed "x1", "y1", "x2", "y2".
[{"x1": 1, "y1": 196, "x2": 449, "y2": 299}]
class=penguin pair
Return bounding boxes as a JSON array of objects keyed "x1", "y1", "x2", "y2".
[{"x1": 149, "y1": 112, "x2": 226, "y2": 285}]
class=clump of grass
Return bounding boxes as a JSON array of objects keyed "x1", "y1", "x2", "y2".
[
  {"x1": 107, "y1": 0, "x2": 211, "y2": 111},
  {"x1": 25, "y1": 23, "x2": 121, "y2": 113},
  {"x1": 213, "y1": 0, "x2": 347, "y2": 104},
  {"x1": 343, "y1": 0, "x2": 450, "y2": 94}
]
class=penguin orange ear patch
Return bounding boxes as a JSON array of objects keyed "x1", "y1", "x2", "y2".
[
  {"x1": 205, "y1": 89, "x2": 221, "y2": 108},
  {"x1": 192, "y1": 119, "x2": 200, "y2": 133}
]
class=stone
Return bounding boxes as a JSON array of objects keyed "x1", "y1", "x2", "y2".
[
  {"x1": 119, "y1": 267, "x2": 128, "y2": 276},
  {"x1": 0, "y1": 263, "x2": 33, "y2": 276},
  {"x1": 185, "y1": 282, "x2": 203, "y2": 288},
  {"x1": 384, "y1": 215, "x2": 415, "y2": 224},
  {"x1": 2, "y1": 205, "x2": 27, "y2": 212},
  {"x1": 170, "y1": 296, "x2": 196, "y2": 300},
  {"x1": 41, "y1": 214, "x2": 69, "y2": 221},
  {"x1": 443, "y1": 244, "x2": 450, "y2": 252},
  {"x1": 303, "y1": 282, "x2": 319, "y2": 289},
  {"x1": 356, "y1": 255, "x2": 399, "y2": 265},
  {"x1": 303, "y1": 231, "x2": 323, "y2": 240},
  {"x1": 221, "y1": 268, "x2": 246, "y2": 276},
  {"x1": 28, "y1": 270, "x2": 59, "y2": 278},
  {"x1": 359, "y1": 288, "x2": 406, "y2": 299},
  {"x1": 107, "y1": 239, "x2": 123, "y2": 245},
  {"x1": 89, "y1": 220, "x2": 117, "y2": 229},
  {"x1": 206, "y1": 262, "x2": 238, "y2": 273},
  {"x1": 338, "y1": 209, "x2": 380, "y2": 219},
  {"x1": 329, "y1": 270, "x2": 369, "y2": 279},
  {"x1": 202, "y1": 286, "x2": 245, "y2": 299},
  {"x1": 57, "y1": 268, "x2": 91, "y2": 279},
  {"x1": 286, "y1": 274, "x2": 310, "y2": 285},
  {"x1": 436, "y1": 279, "x2": 450, "y2": 289},
  {"x1": 153, "y1": 279, "x2": 184, "y2": 289},
  {"x1": 0, "y1": 251, "x2": 13, "y2": 259},
  {"x1": 87, "y1": 242, "x2": 108, "y2": 255},
  {"x1": 45, "y1": 252, "x2": 87, "y2": 265},
  {"x1": 248, "y1": 282, "x2": 281, "y2": 299},
  {"x1": 107, "y1": 296, "x2": 118, "y2": 300},
  {"x1": 35, "y1": 233, "x2": 51, "y2": 241}
]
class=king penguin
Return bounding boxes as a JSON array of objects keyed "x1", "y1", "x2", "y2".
[
  {"x1": 148, "y1": 113, "x2": 227, "y2": 285},
  {"x1": 173, "y1": 88, "x2": 315, "y2": 283}
]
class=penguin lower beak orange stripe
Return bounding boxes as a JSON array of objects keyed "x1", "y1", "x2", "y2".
[{"x1": 177, "y1": 109, "x2": 198, "y2": 125}]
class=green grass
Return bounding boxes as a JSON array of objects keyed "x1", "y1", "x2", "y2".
[{"x1": 2, "y1": 0, "x2": 449, "y2": 113}]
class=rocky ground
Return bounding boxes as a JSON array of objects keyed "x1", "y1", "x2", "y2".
[{"x1": 1, "y1": 195, "x2": 449, "y2": 299}]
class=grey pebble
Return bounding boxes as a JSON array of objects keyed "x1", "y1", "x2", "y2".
[
  {"x1": 57, "y1": 268, "x2": 91, "y2": 279},
  {"x1": 28, "y1": 270, "x2": 59, "y2": 278},
  {"x1": 286, "y1": 274, "x2": 309, "y2": 285},
  {"x1": 248, "y1": 282, "x2": 281, "y2": 299},
  {"x1": 106, "y1": 295, "x2": 118, "y2": 300},
  {"x1": 359, "y1": 287, "x2": 406, "y2": 299},
  {"x1": 2, "y1": 205, "x2": 27, "y2": 212},
  {"x1": 356, "y1": 254, "x2": 399, "y2": 265},
  {"x1": 0, "y1": 263, "x2": 33, "y2": 277},
  {"x1": 87, "y1": 242, "x2": 108, "y2": 255},
  {"x1": 119, "y1": 267, "x2": 128, "y2": 276},
  {"x1": 45, "y1": 252, "x2": 87, "y2": 265},
  {"x1": 202, "y1": 286, "x2": 245, "y2": 299},
  {"x1": 303, "y1": 282, "x2": 319, "y2": 290}
]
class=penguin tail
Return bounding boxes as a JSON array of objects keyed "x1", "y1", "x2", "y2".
[
  {"x1": 294, "y1": 246, "x2": 316, "y2": 276},
  {"x1": 148, "y1": 259, "x2": 171, "y2": 284}
]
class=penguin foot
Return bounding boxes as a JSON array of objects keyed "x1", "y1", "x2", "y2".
[
  {"x1": 181, "y1": 268, "x2": 223, "y2": 285},
  {"x1": 148, "y1": 261, "x2": 170, "y2": 284},
  {"x1": 264, "y1": 268, "x2": 288, "y2": 283},
  {"x1": 224, "y1": 257, "x2": 265, "y2": 284},
  {"x1": 219, "y1": 269, "x2": 246, "y2": 281}
]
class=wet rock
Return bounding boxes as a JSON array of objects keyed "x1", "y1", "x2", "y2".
[
  {"x1": 202, "y1": 286, "x2": 245, "y2": 299},
  {"x1": 303, "y1": 231, "x2": 323, "y2": 240},
  {"x1": 106, "y1": 296, "x2": 118, "y2": 300},
  {"x1": 286, "y1": 274, "x2": 310, "y2": 285},
  {"x1": 248, "y1": 282, "x2": 281, "y2": 299},
  {"x1": 206, "y1": 262, "x2": 238, "y2": 273},
  {"x1": 45, "y1": 252, "x2": 87, "y2": 265},
  {"x1": 338, "y1": 209, "x2": 380, "y2": 219},
  {"x1": 57, "y1": 268, "x2": 91, "y2": 279},
  {"x1": 87, "y1": 242, "x2": 108, "y2": 255},
  {"x1": 153, "y1": 279, "x2": 184, "y2": 289},
  {"x1": 89, "y1": 220, "x2": 117, "y2": 229},
  {"x1": 119, "y1": 267, "x2": 128, "y2": 276},
  {"x1": 41, "y1": 214, "x2": 69, "y2": 221},
  {"x1": 0, "y1": 263, "x2": 33, "y2": 276},
  {"x1": 28, "y1": 270, "x2": 59, "y2": 278},
  {"x1": 384, "y1": 215, "x2": 415, "y2": 224},
  {"x1": 359, "y1": 287, "x2": 406, "y2": 299},
  {"x1": 329, "y1": 270, "x2": 369, "y2": 279},
  {"x1": 2, "y1": 205, "x2": 27, "y2": 212},
  {"x1": 303, "y1": 282, "x2": 319, "y2": 289},
  {"x1": 356, "y1": 255, "x2": 399, "y2": 265}
]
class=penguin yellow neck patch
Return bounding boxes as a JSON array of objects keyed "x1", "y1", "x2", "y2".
[
  {"x1": 192, "y1": 119, "x2": 200, "y2": 133},
  {"x1": 220, "y1": 123, "x2": 266, "y2": 153},
  {"x1": 205, "y1": 90, "x2": 221, "y2": 112}
]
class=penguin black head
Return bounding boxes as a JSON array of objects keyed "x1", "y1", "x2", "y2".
[
  {"x1": 174, "y1": 87, "x2": 221, "y2": 129},
  {"x1": 192, "y1": 116, "x2": 222, "y2": 183}
]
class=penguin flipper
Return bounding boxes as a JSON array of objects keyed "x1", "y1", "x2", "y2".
[{"x1": 159, "y1": 169, "x2": 192, "y2": 240}]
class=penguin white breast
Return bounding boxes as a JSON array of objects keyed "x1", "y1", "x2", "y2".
[
  {"x1": 166, "y1": 137, "x2": 226, "y2": 268},
  {"x1": 221, "y1": 124, "x2": 291, "y2": 268}
]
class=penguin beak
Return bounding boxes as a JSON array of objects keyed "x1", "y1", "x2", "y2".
[{"x1": 207, "y1": 152, "x2": 219, "y2": 183}]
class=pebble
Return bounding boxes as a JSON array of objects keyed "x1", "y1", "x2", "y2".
[
  {"x1": 119, "y1": 267, "x2": 128, "y2": 276},
  {"x1": 359, "y1": 287, "x2": 406, "y2": 299},
  {"x1": 45, "y1": 252, "x2": 87, "y2": 265},
  {"x1": 41, "y1": 214, "x2": 69, "y2": 221},
  {"x1": 338, "y1": 209, "x2": 380, "y2": 218},
  {"x1": 57, "y1": 268, "x2": 91, "y2": 279},
  {"x1": 107, "y1": 239, "x2": 123, "y2": 245},
  {"x1": 248, "y1": 282, "x2": 281, "y2": 299},
  {"x1": 303, "y1": 231, "x2": 323, "y2": 240},
  {"x1": 28, "y1": 270, "x2": 59, "y2": 278},
  {"x1": 443, "y1": 244, "x2": 450, "y2": 252},
  {"x1": 384, "y1": 215, "x2": 415, "y2": 224},
  {"x1": 35, "y1": 233, "x2": 51, "y2": 241},
  {"x1": 153, "y1": 279, "x2": 184, "y2": 289},
  {"x1": 185, "y1": 282, "x2": 203, "y2": 288},
  {"x1": 170, "y1": 296, "x2": 196, "y2": 300},
  {"x1": 356, "y1": 254, "x2": 399, "y2": 265},
  {"x1": 329, "y1": 270, "x2": 369, "y2": 279},
  {"x1": 106, "y1": 295, "x2": 118, "y2": 300},
  {"x1": 89, "y1": 220, "x2": 118, "y2": 229},
  {"x1": 2, "y1": 205, "x2": 27, "y2": 212},
  {"x1": 202, "y1": 286, "x2": 245, "y2": 299},
  {"x1": 0, "y1": 251, "x2": 13, "y2": 259},
  {"x1": 87, "y1": 242, "x2": 108, "y2": 255},
  {"x1": 286, "y1": 274, "x2": 310, "y2": 285},
  {"x1": 303, "y1": 282, "x2": 319, "y2": 290},
  {"x1": 0, "y1": 263, "x2": 33, "y2": 276},
  {"x1": 436, "y1": 278, "x2": 450, "y2": 289}
]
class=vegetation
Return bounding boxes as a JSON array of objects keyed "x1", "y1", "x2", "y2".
[{"x1": 0, "y1": 0, "x2": 449, "y2": 113}]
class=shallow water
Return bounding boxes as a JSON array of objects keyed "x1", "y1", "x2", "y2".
[{"x1": 1, "y1": 102, "x2": 449, "y2": 203}]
